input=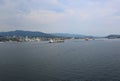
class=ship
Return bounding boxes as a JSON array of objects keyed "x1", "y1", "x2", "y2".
[
  {"x1": 49, "y1": 39, "x2": 64, "y2": 43},
  {"x1": 85, "y1": 38, "x2": 89, "y2": 41}
]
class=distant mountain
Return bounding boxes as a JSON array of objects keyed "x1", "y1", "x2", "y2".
[
  {"x1": 0, "y1": 30, "x2": 96, "y2": 38},
  {"x1": 0, "y1": 30, "x2": 54, "y2": 38},
  {"x1": 51, "y1": 33, "x2": 94, "y2": 38},
  {"x1": 106, "y1": 35, "x2": 120, "y2": 39}
]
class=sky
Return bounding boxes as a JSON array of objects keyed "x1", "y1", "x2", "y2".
[{"x1": 0, "y1": 0, "x2": 120, "y2": 36}]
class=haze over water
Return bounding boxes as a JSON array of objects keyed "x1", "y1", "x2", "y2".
[{"x1": 0, "y1": 39, "x2": 120, "y2": 81}]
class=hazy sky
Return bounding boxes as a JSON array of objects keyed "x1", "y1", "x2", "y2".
[{"x1": 0, "y1": 0, "x2": 120, "y2": 36}]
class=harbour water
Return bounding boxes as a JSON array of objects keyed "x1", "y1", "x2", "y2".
[{"x1": 0, "y1": 39, "x2": 120, "y2": 81}]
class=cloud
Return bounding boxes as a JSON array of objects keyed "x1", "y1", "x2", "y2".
[
  {"x1": 24, "y1": 10, "x2": 65, "y2": 24},
  {"x1": 0, "y1": 0, "x2": 120, "y2": 35}
]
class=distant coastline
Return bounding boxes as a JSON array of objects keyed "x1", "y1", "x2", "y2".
[{"x1": 0, "y1": 30, "x2": 119, "y2": 42}]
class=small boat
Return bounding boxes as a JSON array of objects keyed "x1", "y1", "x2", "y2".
[
  {"x1": 85, "y1": 38, "x2": 89, "y2": 41},
  {"x1": 49, "y1": 39, "x2": 54, "y2": 43},
  {"x1": 49, "y1": 39, "x2": 64, "y2": 43}
]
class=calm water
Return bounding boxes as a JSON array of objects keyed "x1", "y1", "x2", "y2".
[{"x1": 0, "y1": 39, "x2": 120, "y2": 81}]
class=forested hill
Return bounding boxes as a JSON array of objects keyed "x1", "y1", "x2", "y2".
[{"x1": 0, "y1": 30, "x2": 54, "y2": 38}]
